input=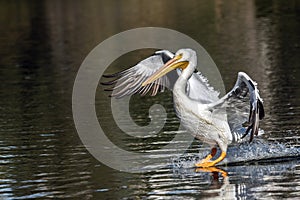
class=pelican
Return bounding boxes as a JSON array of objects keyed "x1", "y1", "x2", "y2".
[{"x1": 102, "y1": 48, "x2": 264, "y2": 167}]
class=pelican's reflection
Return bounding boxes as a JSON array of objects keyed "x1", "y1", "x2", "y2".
[
  {"x1": 195, "y1": 166, "x2": 228, "y2": 179},
  {"x1": 195, "y1": 166, "x2": 235, "y2": 199}
]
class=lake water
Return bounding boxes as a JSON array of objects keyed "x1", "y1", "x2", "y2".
[{"x1": 0, "y1": 0, "x2": 300, "y2": 199}]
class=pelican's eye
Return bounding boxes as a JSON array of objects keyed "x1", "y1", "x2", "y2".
[{"x1": 177, "y1": 53, "x2": 183, "y2": 60}]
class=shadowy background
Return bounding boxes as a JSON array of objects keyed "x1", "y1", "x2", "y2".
[{"x1": 0, "y1": 0, "x2": 299, "y2": 199}]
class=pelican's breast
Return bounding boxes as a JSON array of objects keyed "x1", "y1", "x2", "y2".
[{"x1": 173, "y1": 92, "x2": 232, "y2": 145}]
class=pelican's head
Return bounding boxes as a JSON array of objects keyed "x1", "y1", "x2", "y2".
[
  {"x1": 142, "y1": 48, "x2": 197, "y2": 86},
  {"x1": 175, "y1": 48, "x2": 197, "y2": 66}
]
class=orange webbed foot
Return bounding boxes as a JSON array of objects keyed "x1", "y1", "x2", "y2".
[
  {"x1": 195, "y1": 161, "x2": 216, "y2": 168},
  {"x1": 195, "y1": 151, "x2": 226, "y2": 168}
]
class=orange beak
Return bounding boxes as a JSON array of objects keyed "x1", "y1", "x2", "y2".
[{"x1": 142, "y1": 54, "x2": 188, "y2": 86}]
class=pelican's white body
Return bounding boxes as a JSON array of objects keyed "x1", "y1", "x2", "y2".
[{"x1": 172, "y1": 53, "x2": 232, "y2": 152}]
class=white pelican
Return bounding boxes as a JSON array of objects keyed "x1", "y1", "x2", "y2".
[{"x1": 102, "y1": 48, "x2": 264, "y2": 167}]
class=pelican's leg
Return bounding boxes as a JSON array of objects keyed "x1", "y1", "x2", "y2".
[
  {"x1": 199, "y1": 147, "x2": 217, "y2": 163},
  {"x1": 195, "y1": 151, "x2": 226, "y2": 168},
  {"x1": 195, "y1": 141, "x2": 227, "y2": 168}
]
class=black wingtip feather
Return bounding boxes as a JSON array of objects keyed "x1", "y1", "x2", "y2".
[
  {"x1": 248, "y1": 80, "x2": 255, "y2": 89},
  {"x1": 258, "y1": 99, "x2": 265, "y2": 120},
  {"x1": 241, "y1": 124, "x2": 252, "y2": 140},
  {"x1": 102, "y1": 69, "x2": 128, "y2": 78},
  {"x1": 100, "y1": 79, "x2": 118, "y2": 86},
  {"x1": 104, "y1": 88, "x2": 114, "y2": 92}
]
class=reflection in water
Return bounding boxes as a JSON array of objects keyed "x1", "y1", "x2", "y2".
[
  {"x1": 0, "y1": 0, "x2": 299, "y2": 199},
  {"x1": 196, "y1": 166, "x2": 228, "y2": 178}
]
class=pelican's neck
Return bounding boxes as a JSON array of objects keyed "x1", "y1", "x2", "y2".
[
  {"x1": 173, "y1": 62, "x2": 198, "y2": 117},
  {"x1": 174, "y1": 63, "x2": 195, "y2": 93}
]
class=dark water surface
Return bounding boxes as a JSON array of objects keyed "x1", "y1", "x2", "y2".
[{"x1": 1, "y1": 0, "x2": 300, "y2": 199}]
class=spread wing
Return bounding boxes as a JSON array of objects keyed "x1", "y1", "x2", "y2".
[
  {"x1": 208, "y1": 72, "x2": 265, "y2": 143},
  {"x1": 185, "y1": 70, "x2": 220, "y2": 103},
  {"x1": 101, "y1": 50, "x2": 264, "y2": 143},
  {"x1": 102, "y1": 49, "x2": 220, "y2": 102},
  {"x1": 101, "y1": 50, "x2": 177, "y2": 98}
]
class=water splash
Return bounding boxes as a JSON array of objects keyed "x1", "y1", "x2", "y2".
[
  {"x1": 172, "y1": 139, "x2": 300, "y2": 169},
  {"x1": 225, "y1": 139, "x2": 300, "y2": 164}
]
